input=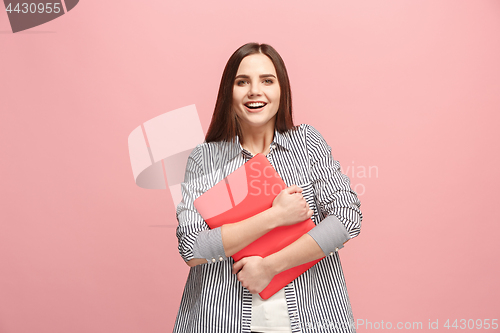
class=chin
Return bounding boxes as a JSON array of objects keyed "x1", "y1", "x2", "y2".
[{"x1": 245, "y1": 119, "x2": 272, "y2": 127}]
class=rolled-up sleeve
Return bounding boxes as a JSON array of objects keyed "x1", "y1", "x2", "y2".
[
  {"x1": 175, "y1": 146, "x2": 228, "y2": 264},
  {"x1": 305, "y1": 124, "x2": 362, "y2": 254}
]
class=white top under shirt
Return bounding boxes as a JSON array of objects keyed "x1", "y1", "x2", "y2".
[{"x1": 251, "y1": 288, "x2": 292, "y2": 332}]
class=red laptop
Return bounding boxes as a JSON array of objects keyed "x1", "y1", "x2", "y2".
[{"x1": 193, "y1": 153, "x2": 321, "y2": 299}]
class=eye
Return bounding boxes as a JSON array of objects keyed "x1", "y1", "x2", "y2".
[
  {"x1": 263, "y1": 79, "x2": 274, "y2": 84},
  {"x1": 236, "y1": 80, "x2": 248, "y2": 86}
]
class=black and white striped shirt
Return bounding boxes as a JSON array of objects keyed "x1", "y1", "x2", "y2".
[{"x1": 174, "y1": 123, "x2": 362, "y2": 333}]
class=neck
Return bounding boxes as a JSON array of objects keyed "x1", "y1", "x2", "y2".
[{"x1": 239, "y1": 122, "x2": 275, "y2": 155}]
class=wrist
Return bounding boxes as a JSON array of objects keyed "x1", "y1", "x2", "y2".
[
  {"x1": 267, "y1": 206, "x2": 283, "y2": 229},
  {"x1": 263, "y1": 252, "x2": 287, "y2": 276}
]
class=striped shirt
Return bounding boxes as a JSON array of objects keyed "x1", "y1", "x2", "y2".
[{"x1": 174, "y1": 123, "x2": 362, "y2": 333}]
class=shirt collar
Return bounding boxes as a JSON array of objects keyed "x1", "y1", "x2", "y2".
[{"x1": 222, "y1": 127, "x2": 292, "y2": 162}]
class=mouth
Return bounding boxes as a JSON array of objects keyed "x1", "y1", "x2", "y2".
[{"x1": 244, "y1": 101, "x2": 267, "y2": 111}]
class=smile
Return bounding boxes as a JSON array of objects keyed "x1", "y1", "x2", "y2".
[{"x1": 244, "y1": 102, "x2": 267, "y2": 111}]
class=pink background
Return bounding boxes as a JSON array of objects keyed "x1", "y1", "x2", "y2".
[{"x1": 1, "y1": 1, "x2": 499, "y2": 332}]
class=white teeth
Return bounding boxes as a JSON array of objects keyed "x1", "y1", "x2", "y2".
[{"x1": 246, "y1": 102, "x2": 266, "y2": 107}]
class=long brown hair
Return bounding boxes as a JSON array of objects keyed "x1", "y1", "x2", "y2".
[{"x1": 205, "y1": 43, "x2": 298, "y2": 144}]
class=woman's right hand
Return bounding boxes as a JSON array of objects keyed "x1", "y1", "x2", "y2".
[{"x1": 271, "y1": 185, "x2": 314, "y2": 227}]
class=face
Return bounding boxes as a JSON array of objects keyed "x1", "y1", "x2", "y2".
[{"x1": 232, "y1": 53, "x2": 281, "y2": 132}]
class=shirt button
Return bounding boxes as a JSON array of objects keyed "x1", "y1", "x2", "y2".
[
  {"x1": 335, "y1": 247, "x2": 339, "y2": 252},
  {"x1": 329, "y1": 251, "x2": 334, "y2": 256},
  {"x1": 219, "y1": 256, "x2": 223, "y2": 261},
  {"x1": 211, "y1": 258, "x2": 216, "y2": 263},
  {"x1": 271, "y1": 144, "x2": 276, "y2": 149}
]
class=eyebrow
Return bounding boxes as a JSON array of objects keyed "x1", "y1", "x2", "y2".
[{"x1": 234, "y1": 74, "x2": 277, "y2": 80}]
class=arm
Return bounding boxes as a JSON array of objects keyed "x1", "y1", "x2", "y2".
[
  {"x1": 232, "y1": 233, "x2": 325, "y2": 294},
  {"x1": 176, "y1": 146, "x2": 214, "y2": 265},
  {"x1": 185, "y1": 208, "x2": 279, "y2": 267},
  {"x1": 220, "y1": 184, "x2": 313, "y2": 257},
  {"x1": 233, "y1": 124, "x2": 362, "y2": 291},
  {"x1": 232, "y1": 231, "x2": 351, "y2": 294},
  {"x1": 305, "y1": 124, "x2": 362, "y2": 242},
  {"x1": 187, "y1": 185, "x2": 312, "y2": 267},
  {"x1": 177, "y1": 147, "x2": 311, "y2": 267}
]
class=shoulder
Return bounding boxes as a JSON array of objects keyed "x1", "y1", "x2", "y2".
[
  {"x1": 300, "y1": 123, "x2": 323, "y2": 138},
  {"x1": 183, "y1": 141, "x2": 226, "y2": 188},
  {"x1": 288, "y1": 123, "x2": 325, "y2": 143},
  {"x1": 295, "y1": 124, "x2": 332, "y2": 160},
  {"x1": 287, "y1": 123, "x2": 321, "y2": 135},
  {"x1": 187, "y1": 141, "x2": 225, "y2": 162},
  {"x1": 186, "y1": 141, "x2": 232, "y2": 183},
  {"x1": 280, "y1": 124, "x2": 330, "y2": 157},
  {"x1": 278, "y1": 123, "x2": 328, "y2": 150}
]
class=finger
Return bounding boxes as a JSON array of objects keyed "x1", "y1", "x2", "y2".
[
  {"x1": 232, "y1": 259, "x2": 245, "y2": 274},
  {"x1": 233, "y1": 259, "x2": 245, "y2": 273},
  {"x1": 286, "y1": 185, "x2": 302, "y2": 194}
]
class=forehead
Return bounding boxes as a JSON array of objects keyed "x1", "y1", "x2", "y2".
[{"x1": 236, "y1": 53, "x2": 277, "y2": 75}]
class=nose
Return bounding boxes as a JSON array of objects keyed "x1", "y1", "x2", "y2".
[{"x1": 248, "y1": 81, "x2": 262, "y2": 96}]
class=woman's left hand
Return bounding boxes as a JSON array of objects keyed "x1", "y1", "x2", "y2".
[{"x1": 232, "y1": 256, "x2": 276, "y2": 294}]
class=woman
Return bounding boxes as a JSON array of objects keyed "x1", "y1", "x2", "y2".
[{"x1": 174, "y1": 43, "x2": 362, "y2": 333}]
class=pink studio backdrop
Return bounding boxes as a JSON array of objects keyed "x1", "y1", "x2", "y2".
[{"x1": 1, "y1": 1, "x2": 499, "y2": 332}]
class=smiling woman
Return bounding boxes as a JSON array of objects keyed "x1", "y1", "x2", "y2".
[
  {"x1": 205, "y1": 43, "x2": 294, "y2": 147},
  {"x1": 232, "y1": 53, "x2": 281, "y2": 152},
  {"x1": 174, "y1": 43, "x2": 362, "y2": 333}
]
